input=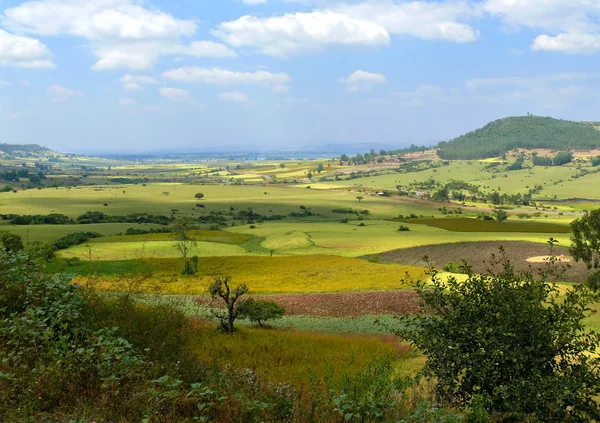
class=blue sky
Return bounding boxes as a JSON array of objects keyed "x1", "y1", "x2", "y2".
[{"x1": 0, "y1": 0, "x2": 598, "y2": 153}]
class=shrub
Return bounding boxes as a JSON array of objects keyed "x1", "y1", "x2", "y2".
[
  {"x1": 395, "y1": 242, "x2": 600, "y2": 421},
  {"x1": 237, "y1": 298, "x2": 285, "y2": 327},
  {"x1": 442, "y1": 262, "x2": 468, "y2": 274},
  {"x1": 397, "y1": 225, "x2": 411, "y2": 232},
  {"x1": 53, "y1": 231, "x2": 103, "y2": 250}
]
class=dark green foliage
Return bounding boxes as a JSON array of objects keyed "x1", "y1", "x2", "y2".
[
  {"x1": 571, "y1": 209, "x2": 600, "y2": 272},
  {"x1": 76, "y1": 211, "x2": 172, "y2": 225},
  {"x1": 1, "y1": 213, "x2": 74, "y2": 225},
  {"x1": 591, "y1": 156, "x2": 600, "y2": 167},
  {"x1": 437, "y1": 116, "x2": 600, "y2": 159},
  {"x1": 493, "y1": 209, "x2": 508, "y2": 222},
  {"x1": 395, "y1": 244, "x2": 600, "y2": 421},
  {"x1": 397, "y1": 225, "x2": 411, "y2": 232},
  {"x1": 238, "y1": 298, "x2": 285, "y2": 327},
  {"x1": 442, "y1": 262, "x2": 468, "y2": 274},
  {"x1": 432, "y1": 186, "x2": 450, "y2": 202},
  {"x1": 533, "y1": 156, "x2": 554, "y2": 166},
  {"x1": 553, "y1": 151, "x2": 574, "y2": 166},
  {"x1": 506, "y1": 157, "x2": 525, "y2": 171},
  {"x1": 0, "y1": 231, "x2": 24, "y2": 252},
  {"x1": 53, "y1": 231, "x2": 103, "y2": 250},
  {"x1": 0, "y1": 185, "x2": 13, "y2": 192}
]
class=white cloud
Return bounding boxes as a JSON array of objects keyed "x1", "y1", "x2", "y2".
[
  {"x1": 121, "y1": 74, "x2": 158, "y2": 91},
  {"x1": 0, "y1": 28, "x2": 54, "y2": 68},
  {"x1": 47, "y1": 84, "x2": 83, "y2": 101},
  {"x1": 337, "y1": 1, "x2": 480, "y2": 43},
  {"x1": 219, "y1": 91, "x2": 249, "y2": 102},
  {"x1": 340, "y1": 70, "x2": 386, "y2": 92},
  {"x1": 484, "y1": 0, "x2": 600, "y2": 54},
  {"x1": 242, "y1": 0, "x2": 267, "y2": 4},
  {"x1": 162, "y1": 67, "x2": 291, "y2": 91},
  {"x1": 159, "y1": 87, "x2": 191, "y2": 102},
  {"x1": 2, "y1": 0, "x2": 235, "y2": 70},
  {"x1": 119, "y1": 97, "x2": 136, "y2": 106},
  {"x1": 214, "y1": 10, "x2": 390, "y2": 56},
  {"x1": 532, "y1": 32, "x2": 600, "y2": 54}
]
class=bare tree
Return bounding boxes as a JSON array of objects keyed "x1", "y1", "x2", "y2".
[
  {"x1": 171, "y1": 216, "x2": 197, "y2": 274},
  {"x1": 209, "y1": 276, "x2": 248, "y2": 334}
]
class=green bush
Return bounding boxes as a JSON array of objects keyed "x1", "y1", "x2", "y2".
[{"x1": 238, "y1": 298, "x2": 285, "y2": 327}]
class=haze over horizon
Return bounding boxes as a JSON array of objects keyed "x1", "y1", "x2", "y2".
[{"x1": 1, "y1": 0, "x2": 599, "y2": 153}]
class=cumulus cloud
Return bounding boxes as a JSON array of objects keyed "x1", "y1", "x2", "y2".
[
  {"x1": 159, "y1": 87, "x2": 191, "y2": 102},
  {"x1": 2, "y1": 0, "x2": 235, "y2": 70},
  {"x1": 47, "y1": 84, "x2": 83, "y2": 101},
  {"x1": 484, "y1": 0, "x2": 600, "y2": 54},
  {"x1": 0, "y1": 28, "x2": 54, "y2": 68},
  {"x1": 337, "y1": 1, "x2": 480, "y2": 43},
  {"x1": 532, "y1": 32, "x2": 600, "y2": 54},
  {"x1": 162, "y1": 67, "x2": 291, "y2": 91},
  {"x1": 214, "y1": 10, "x2": 390, "y2": 56},
  {"x1": 219, "y1": 92, "x2": 249, "y2": 102},
  {"x1": 121, "y1": 74, "x2": 158, "y2": 91},
  {"x1": 340, "y1": 70, "x2": 386, "y2": 92}
]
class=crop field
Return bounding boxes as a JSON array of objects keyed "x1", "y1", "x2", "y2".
[
  {"x1": 399, "y1": 217, "x2": 572, "y2": 233},
  {"x1": 68, "y1": 255, "x2": 427, "y2": 294}
]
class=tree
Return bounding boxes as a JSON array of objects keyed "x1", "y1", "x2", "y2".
[
  {"x1": 493, "y1": 208, "x2": 508, "y2": 222},
  {"x1": 592, "y1": 156, "x2": 600, "y2": 167},
  {"x1": 0, "y1": 231, "x2": 24, "y2": 253},
  {"x1": 194, "y1": 192, "x2": 204, "y2": 200},
  {"x1": 432, "y1": 186, "x2": 450, "y2": 202},
  {"x1": 279, "y1": 163, "x2": 285, "y2": 169},
  {"x1": 238, "y1": 298, "x2": 285, "y2": 327},
  {"x1": 356, "y1": 196, "x2": 364, "y2": 203},
  {"x1": 209, "y1": 277, "x2": 248, "y2": 334},
  {"x1": 171, "y1": 217, "x2": 197, "y2": 274},
  {"x1": 395, "y1": 243, "x2": 600, "y2": 421},
  {"x1": 316, "y1": 163, "x2": 324, "y2": 173},
  {"x1": 307, "y1": 171, "x2": 313, "y2": 179},
  {"x1": 571, "y1": 209, "x2": 600, "y2": 274}
]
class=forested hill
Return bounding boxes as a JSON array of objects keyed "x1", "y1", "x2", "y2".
[
  {"x1": 436, "y1": 116, "x2": 600, "y2": 160},
  {"x1": 0, "y1": 144, "x2": 52, "y2": 157}
]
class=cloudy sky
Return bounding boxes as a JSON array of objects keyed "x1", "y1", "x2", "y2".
[{"x1": 0, "y1": 0, "x2": 598, "y2": 153}]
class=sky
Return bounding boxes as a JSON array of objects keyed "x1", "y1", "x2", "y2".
[{"x1": 0, "y1": 0, "x2": 599, "y2": 154}]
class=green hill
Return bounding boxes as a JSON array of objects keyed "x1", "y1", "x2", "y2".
[
  {"x1": 436, "y1": 116, "x2": 600, "y2": 160},
  {"x1": 0, "y1": 144, "x2": 52, "y2": 158}
]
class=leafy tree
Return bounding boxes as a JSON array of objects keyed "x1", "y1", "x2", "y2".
[
  {"x1": 316, "y1": 163, "x2": 324, "y2": 173},
  {"x1": 356, "y1": 196, "x2": 364, "y2": 203},
  {"x1": 506, "y1": 157, "x2": 525, "y2": 171},
  {"x1": 394, "y1": 243, "x2": 600, "y2": 421},
  {"x1": 571, "y1": 209, "x2": 600, "y2": 275},
  {"x1": 306, "y1": 171, "x2": 313, "y2": 179},
  {"x1": 237, "y1": 298, "x2": 285, "y2": 327},
  {"x1": 194, "y1": 192, "x2": 205, "y2": 200},
  {"x1": 488, "y1": 191, "x2": 502, "y2": 205},
  {"x1": 209, "y1": 277, "x2": 248, "y2": 334},
  {"x1": 432, "y1": 186, "x2": 450, "y2": 202},
  {"x1": 553, "y1": 151, "x2": 574, "y2": 166},
  {"x1": 0, "y1": 231, "x2": 24, "y2": 252},
  {"x1": 279, "y1": 163, "x2": 285, "y2": 169},
  {"x1": 493, "y1": 209, "x2": 508, "y2": 222},
  {"x1": 171, "y1": 217, "x2": 198, "y2": 274},
  {"x1": 591, "y1": 156, "x2": 600, "y2": 167},
  {"x1": 533, "y1": 155, "x2": 554, "y2": 166}
]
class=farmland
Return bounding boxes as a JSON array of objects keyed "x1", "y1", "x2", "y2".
[{"x1": 2, "y1": 140, "x2": 600, "y2": 421}]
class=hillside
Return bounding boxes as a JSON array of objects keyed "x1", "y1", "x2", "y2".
[
  {"x1": 0, "y1": 143, "x2": 52, "y2": 158},
  {"x1": 436, "y1": 116, "x2": 600, "y2": 160}
]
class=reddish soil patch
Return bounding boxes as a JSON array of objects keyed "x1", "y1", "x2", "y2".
[{"x1": 196, "y1": 290, "x2": 421, "y2": 318}]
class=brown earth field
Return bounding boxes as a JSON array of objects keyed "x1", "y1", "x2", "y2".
[
  {"x1": 196, "y1": 290, "x2": 421, "y2": 318},
  {"x1": 372, "y1": 241, "x2": 590, "y2": 283}
]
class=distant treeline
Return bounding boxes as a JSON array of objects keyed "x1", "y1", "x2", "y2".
[
  {"x1": 2, "y1": 212, "x2": 173, "y2": 226},
  {"x1": 437, "y1": 116, "x2": 600, "y2": 159}
]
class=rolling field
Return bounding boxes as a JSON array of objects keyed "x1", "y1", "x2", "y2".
[{"x1": 68, "y1": 255, "x2": 427, "y2": 294}]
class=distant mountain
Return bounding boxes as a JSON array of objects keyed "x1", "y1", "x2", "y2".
[
  {"x1": 436, "y1": 116, "x2": 600, "y2": 160},
  {"x1": 0, "y1": 143, "x2": 52, "y2": 158}
]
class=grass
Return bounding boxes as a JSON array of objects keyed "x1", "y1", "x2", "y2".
[
  {"x1": 65, "y1": 255, "x2": 427, "y2": 294},
  {"x1": 94, "y1": 230, "x2": 253, "y2": 245},
  {"x1": 188, "y1": 321, "x2": 416, "y2": 386},
  {"x1": 399, "y1": 217, "x2": 572, "y2": 233}
]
